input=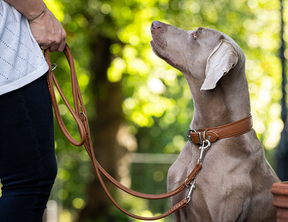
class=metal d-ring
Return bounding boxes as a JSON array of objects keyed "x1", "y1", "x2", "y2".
[
  {"x1": 198, "y1": 129, "x2": 209, "y2": 145},
  {"x1": 51, "y1": 63, "x2": 57, "y2": 71},
  {"x1": 198, "y1": 132, "x2": 203, "y2": 145},
  {"x1": 187, "y1": 129, "x2": 196, "y2": 143},
  {"x1": 203, "y1": 129, "x2": 208, "y2": 141},
  {"x1": 80, "y1": 112, "x2": 87, "y2": 120}
]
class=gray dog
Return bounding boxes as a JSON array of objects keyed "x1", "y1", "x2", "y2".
[{"x1": 150, "y1": 21, "x2": 280, "y2": 222}]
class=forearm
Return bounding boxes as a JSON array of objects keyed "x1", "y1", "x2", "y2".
[{"x1": 3, "y1": 0, "x2": 45, "y2": 21}]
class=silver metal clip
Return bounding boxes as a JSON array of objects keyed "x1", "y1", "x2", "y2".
[
  {"x1": 197, "y1": 139, "x2": 211, "y2": 165},
  {"x1": 51, "y1": 63, "x2": 57, "y2": 71},
  {"x1": 198, "y1": 132, "x2": 203, "y2": 145},
  {"x1": 186, "y1": 179, "x2": 196, "y2": 204},
  {"x1": 187, "y1": 129, "x2": 196, "y2": 143},
  {"x1": 80, "y1": 112, "x2": 87, "y2": 121}
]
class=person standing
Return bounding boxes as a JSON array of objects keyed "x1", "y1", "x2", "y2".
[{"x1": 0, "y1": 0, "x2": 66, "y2": 221}]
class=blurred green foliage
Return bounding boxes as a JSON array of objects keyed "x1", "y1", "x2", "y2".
[{"x1": 41, "y1": 0, "x2": 284, "y2": 221}]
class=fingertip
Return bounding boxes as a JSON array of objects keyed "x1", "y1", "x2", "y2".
[
  {"x1": 56, "y1": 29, "x2": 66, "y2": 52},
  {"x1": 57, "y1": 41, "x2": 66, "y2": 52},
  {"x1": 62, "y1": 29, "x2": 67, "y2": 39}
]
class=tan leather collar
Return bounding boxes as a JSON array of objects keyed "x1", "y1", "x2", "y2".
[{"x1": 187, "y1": 114, "x2": 253, "y2": 144}]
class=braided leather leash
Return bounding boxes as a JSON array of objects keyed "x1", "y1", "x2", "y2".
[{"x1": 44, "y1": 44, "x2": 204, "y2": 220}]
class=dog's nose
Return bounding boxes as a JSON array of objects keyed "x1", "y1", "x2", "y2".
[{"x1": 151, "y1": 21, "x2": 162, "y2": 30}]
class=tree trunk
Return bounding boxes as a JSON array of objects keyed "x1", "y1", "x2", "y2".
[{"x1": 276, "y1": 0, "x2": 288, "y2": 181}]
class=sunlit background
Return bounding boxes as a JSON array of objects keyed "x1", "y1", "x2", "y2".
[{"x1": 2, "y1": 0, "x2": 287, "y2": 221}]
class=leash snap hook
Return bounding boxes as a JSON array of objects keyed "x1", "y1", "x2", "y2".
[
  {"x1": 197, "y1": 138, "x2": 211, "y2": 166},
  {"x1": 186, "y1": 179, "x2": 196, "y2": 205}
]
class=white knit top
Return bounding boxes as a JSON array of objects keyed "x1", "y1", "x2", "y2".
[{"x1": 0, "y1": 0, "x2": 48, "y2": 96}]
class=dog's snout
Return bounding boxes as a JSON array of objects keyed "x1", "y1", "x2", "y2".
[{"x1": 151, "y1": 21, "x2": 162, "y2": 30}]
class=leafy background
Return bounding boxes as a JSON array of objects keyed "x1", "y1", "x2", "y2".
[{"x1": 1, "y1": 0, "x2": 286, "y2": 221}]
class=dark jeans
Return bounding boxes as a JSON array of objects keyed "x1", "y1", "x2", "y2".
[{"x1": 0, "y1": 74, "x2": 57, "y2": 222}]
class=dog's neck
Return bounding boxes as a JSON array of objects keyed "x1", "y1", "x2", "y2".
[{"x1": 185, "y1": 67, "x2": 251, "y2": 130}]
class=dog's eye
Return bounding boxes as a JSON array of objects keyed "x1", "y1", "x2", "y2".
[{"x1": 192, "y1": 32, "x2": 197, "y2": 39}]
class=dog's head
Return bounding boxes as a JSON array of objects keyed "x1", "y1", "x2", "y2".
[{"x1": 150, "y1": 21, "x2": 244, "y2": 91}]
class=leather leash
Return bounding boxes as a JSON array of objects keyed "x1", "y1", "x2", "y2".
[
  {"x1": 44, "y1": 44, "x2": 201, "y2": 220},
  {"x1": 44, "y1": 44, "x2": 253, "y2": 220}
]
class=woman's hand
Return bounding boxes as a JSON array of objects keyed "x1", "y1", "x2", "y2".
[
  {"x1": 29, "y1": 7, "x2": 66, "y2": 52},
  {"x1": 3, "y1": 0, "x2": 66, "y2": 52}
]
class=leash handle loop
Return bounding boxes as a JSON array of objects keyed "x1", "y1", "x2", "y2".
[{"x1": 44, "y1": 45, "x2": 87, "y2": 146}]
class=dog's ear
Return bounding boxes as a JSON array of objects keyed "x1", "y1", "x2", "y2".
[{"x1": 200, "y1": 41, "x2": 238, "y2": 91}]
